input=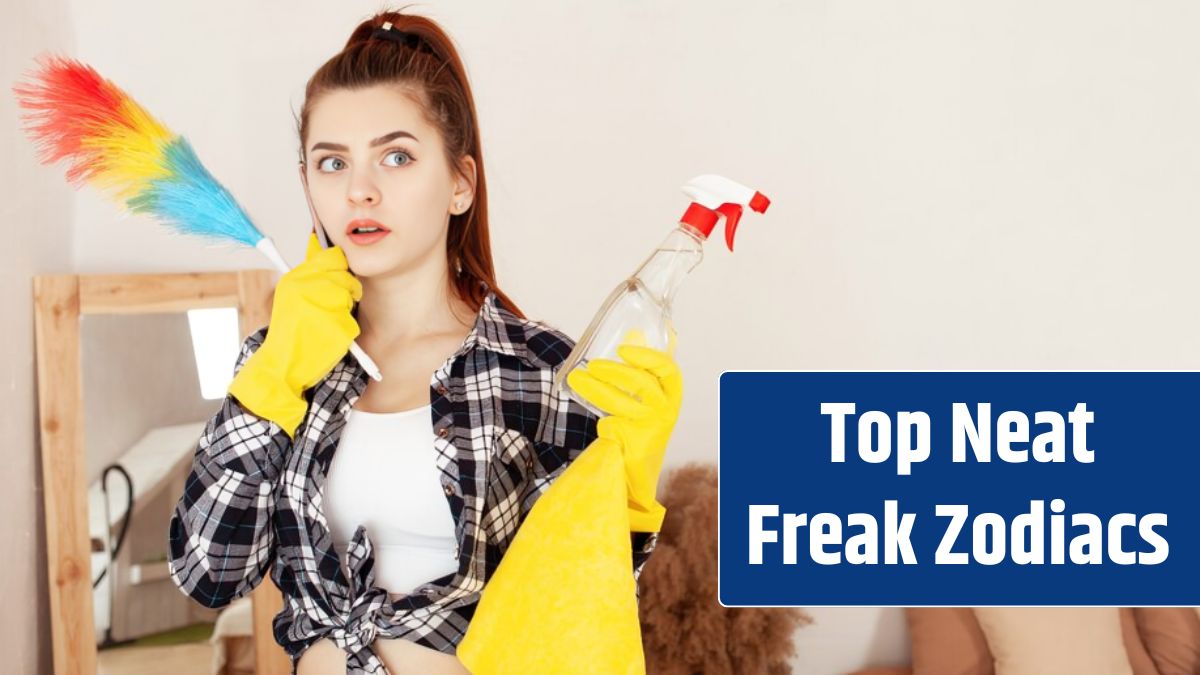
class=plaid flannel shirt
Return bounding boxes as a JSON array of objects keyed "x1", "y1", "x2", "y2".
[{"x1": 168, "y1": 287, "x2": 660, "y2": 674}]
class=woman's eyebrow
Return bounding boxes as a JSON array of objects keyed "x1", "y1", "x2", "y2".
[{"x1": 309, "y1": 130, "x2": 419, "y2": 153}]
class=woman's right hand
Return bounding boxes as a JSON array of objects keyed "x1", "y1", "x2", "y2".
[{"x1": 227, "y1": 232, "x2": 363, "y2": 439}]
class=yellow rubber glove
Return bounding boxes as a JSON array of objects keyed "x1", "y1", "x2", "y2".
[
  {"x1": 227, "y1": 232, "x2": 362, "y2": 439},
  {"x1": 457, "y1": 434, "x2": 643, "y2": 674},
  {"x1": 565, "y1": 327, "x2": 683, "y2": 532}
]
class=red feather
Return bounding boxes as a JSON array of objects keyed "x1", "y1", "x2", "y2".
[{"x1": 12, "y1": 54, "x2": 127, "y2": 187}]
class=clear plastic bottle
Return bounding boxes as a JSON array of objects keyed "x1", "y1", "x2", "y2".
[{"x1": 552, "y1": 174, "x2": 771, "y2": 417}]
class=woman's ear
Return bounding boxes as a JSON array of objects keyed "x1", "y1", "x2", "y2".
[{"x1": 451, "y1": 155, "x2": 477, "y2": 213}]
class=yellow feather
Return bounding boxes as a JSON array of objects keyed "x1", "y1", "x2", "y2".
[{"x1": 81, "y1": 97, "x2": 173, "y2": 200}]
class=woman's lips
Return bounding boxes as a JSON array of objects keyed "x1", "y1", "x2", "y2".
[
  {"x1": 346, "y1": 219, "x2": 391, "y2": 246},
  {"x1": 347, "y1": 228, "x2": 391, "y2": 245}
]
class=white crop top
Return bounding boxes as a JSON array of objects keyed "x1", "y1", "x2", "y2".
[{"x1": 323, "y1": 404, "x2": 459, "y2": 597}]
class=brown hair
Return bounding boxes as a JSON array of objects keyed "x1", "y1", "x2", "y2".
[{"x1": 295, "y1": 5, "x2": 524, "y2": 319}]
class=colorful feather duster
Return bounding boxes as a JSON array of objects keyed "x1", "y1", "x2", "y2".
[{"x1": 12, "y1": 54, "x2": 380, "y2": 380}]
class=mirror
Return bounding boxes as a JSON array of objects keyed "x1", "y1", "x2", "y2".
[{"x1": 34, "y1": 270, "x2": 292, "y2": 675}]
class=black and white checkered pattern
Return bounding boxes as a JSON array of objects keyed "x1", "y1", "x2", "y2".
[{"x1": 168, "y1": 287, "x2": 660, "y2": 674}]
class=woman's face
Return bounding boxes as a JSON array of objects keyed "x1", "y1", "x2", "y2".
[{"x1": 303, "y1": 84, "x2": 471, "y2": 278}]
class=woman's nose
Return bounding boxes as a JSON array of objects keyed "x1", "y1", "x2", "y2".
[{"x1": 347, "y1": 172, "x2": 381, "y2": 205}]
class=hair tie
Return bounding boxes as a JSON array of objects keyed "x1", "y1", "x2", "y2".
[{"x1": 372, "y1": 21, "x2": 434, "y2": 55}]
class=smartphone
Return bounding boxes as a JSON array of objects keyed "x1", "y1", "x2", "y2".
[
  {"x1": 299, "y1": 163, "x2": 333, "y2": 250},
  {"x1": 314, "y1": 220, "x2": 332, "y2": 249}
]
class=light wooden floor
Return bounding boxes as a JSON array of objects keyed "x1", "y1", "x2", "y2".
[{"x1": 97, "y1": 642, "x2": 213, "y2": 675}]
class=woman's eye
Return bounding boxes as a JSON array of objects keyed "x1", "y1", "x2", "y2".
[
  {"x1": 315, "y1": 151, "x2": 410, "y2": 172},
  {"x1": 317, "y1": 156, "x2": 345, "y2": 172},
  {"x1": 384, "y1": 150, "x2": 413, "y2": 167}
]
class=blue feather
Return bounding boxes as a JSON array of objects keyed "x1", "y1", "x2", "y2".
[{"x1": 127, "y1": 136, "x2": 264, "y2": 248}]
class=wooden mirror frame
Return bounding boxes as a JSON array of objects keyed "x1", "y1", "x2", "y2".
[{"x1": 34, "y1": 270, "x2": 291, "y2": 675}]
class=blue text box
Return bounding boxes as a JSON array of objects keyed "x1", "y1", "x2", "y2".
[{"x1": 718, "y1": 371, "x2": 1200, "y2": 606}]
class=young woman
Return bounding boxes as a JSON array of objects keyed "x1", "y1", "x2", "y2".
[{"x1": 168, "y1": 8, "x2": 682, "y2": 675}]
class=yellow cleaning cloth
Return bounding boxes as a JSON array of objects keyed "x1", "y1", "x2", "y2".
[{"x1": 456, "y1": 434, "x2": 645, "y2": 674}]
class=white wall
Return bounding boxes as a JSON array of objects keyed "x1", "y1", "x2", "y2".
[
  {"x1": 14, "y1": 1, "x2": 1200, "y2": 672},
  {"x1": 4, "y1": 1, "x2": 75, "y2": 673}
]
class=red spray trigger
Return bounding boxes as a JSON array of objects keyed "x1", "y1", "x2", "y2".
[
  {"x1": 715, "y1": 203, "x2": 743, "y2": 252},
  {"x1": 721, "y1": 191, "x2": 771, "y2": 251}
]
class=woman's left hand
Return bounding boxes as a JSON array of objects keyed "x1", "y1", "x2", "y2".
[{"x1": 566, "y1": 327, "x2": 682, "y2": 532}]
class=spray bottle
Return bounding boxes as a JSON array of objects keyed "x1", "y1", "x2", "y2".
[{"x1": 551, "y1": 174, "x2": 771, "y2": 417}]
